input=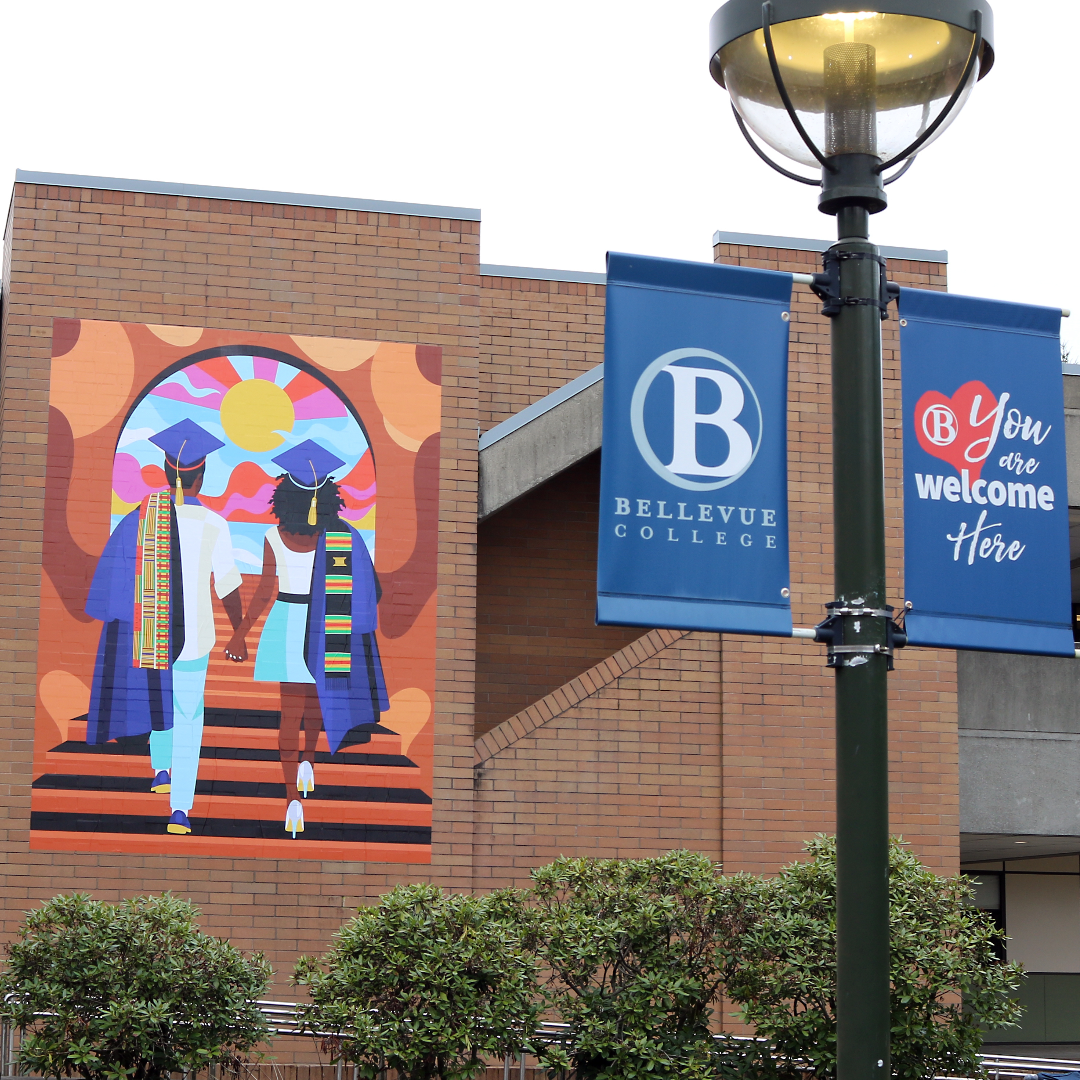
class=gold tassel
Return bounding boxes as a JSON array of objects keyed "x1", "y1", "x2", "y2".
[
  {"x1": 173, "y1": 441, "x2": 187, "y2": 507},
  {"x1": 307, "y1": 459, "x2": 319, "y2": 527}
]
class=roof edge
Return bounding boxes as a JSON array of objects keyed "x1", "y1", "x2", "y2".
[
  {"x1": 14, "y1": 170, "x2": 482, "y2": 222},
  {"x1": 480, "y1": 263, "x2": 606, "y2": 284},
  {"x1": 713, "y1": 229, "x2": 947, "y2": 264}
]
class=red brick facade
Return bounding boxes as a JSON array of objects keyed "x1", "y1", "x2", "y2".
[
  {"x1": 0, "y1": 178, "x2": 959, "y2": 1011},
  {"x1": 475, "y1": 453, "x2": 641, "y2": 738},
  {"x1": 479, "y1": 273, "x2": 604, "y2": 432}
]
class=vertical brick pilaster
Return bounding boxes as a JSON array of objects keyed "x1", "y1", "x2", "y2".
[
  {"x1": 0, "y1": 182, "x2": 482, "y2": 981},
  {"x1": 714, "y1": 242, "x2": 957, "y2": 875}
]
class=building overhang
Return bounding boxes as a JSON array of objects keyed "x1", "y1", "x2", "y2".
[
  {"x1": 962, "y1": 833, "x2": 1080, "y2": 862},
  {"x1": 478, "y1": 364, "x2": 603, "y2": 521}
]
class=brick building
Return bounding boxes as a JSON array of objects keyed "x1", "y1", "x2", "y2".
[{"x1": 0, "y1": 170, "x2": 1077, "y2": 1051}]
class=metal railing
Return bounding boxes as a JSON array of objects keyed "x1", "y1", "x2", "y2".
[
  {"x1": 979, "y1": 1052, "x2": 1080, "y2": 1079},
  {"x1": 1, "y1": 1000, "x2": 1075, "y2": 1079}
]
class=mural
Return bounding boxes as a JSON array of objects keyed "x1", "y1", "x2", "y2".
[{"x1": 34, "y1": 321, "x2": 441, "y2": 862}]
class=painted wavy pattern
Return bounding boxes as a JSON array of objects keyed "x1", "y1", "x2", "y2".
[
  {"x1": 198, "y1": 462, "x2": 277, "y2": 521},
  {"x1": 294, "y1": 387, "x2": 348, "y2": 420},
  {"x1": 194, "y1": 453, "x2": 376, "y2": 523}
]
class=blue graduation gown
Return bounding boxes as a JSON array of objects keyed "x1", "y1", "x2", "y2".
[
  {"x1": 305, "y1": 525, "x2": 389, "y2": 754},
  {"x1": 84, "y1": 508, "x2": 175, "y2": 744}
]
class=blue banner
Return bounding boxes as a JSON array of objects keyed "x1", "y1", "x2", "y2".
[
  {"x1": 597, "y1": 252, "x2": 793, "y2": 635},
  {"x1": 900, "y1": 289, "x2": 1072, "y2": 656}
]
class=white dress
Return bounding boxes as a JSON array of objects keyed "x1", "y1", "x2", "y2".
[{"x1": 253, "y1": 527, "x2": 317, "y2": 684}]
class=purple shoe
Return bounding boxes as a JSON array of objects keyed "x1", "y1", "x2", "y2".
[
  {"x1": 150, "y1": 771, "x2": 171, "y2": 793},
  {"x1": 167, "y1": 810, "x2": 191, "y2": 835}
]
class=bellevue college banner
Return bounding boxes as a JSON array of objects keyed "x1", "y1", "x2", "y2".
[
  {"x1": 901, "y1": 289, "x2": 1073, "y2": 656},
  {"x1": 597, "y1": 253, "x2": 793, "y2": 635}
]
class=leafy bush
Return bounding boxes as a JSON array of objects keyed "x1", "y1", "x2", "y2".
[
  {"x1": 0, "y1": 892, "x2": 271, "y2": 1080},
  {"x1": 522, "y1": 850, "x2": 758, "y2": 1080},
  {"x1": 293, "y1": 883, "x2": 539, "y2": 1080},
  {"x1": 725, "y1": 836, "x2": 1024, "y2": 1080}
]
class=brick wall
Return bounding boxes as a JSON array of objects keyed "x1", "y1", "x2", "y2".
[
  {"x1": 475, "y1": 452, "x2": 641, "y2": 738},
  {"x1": 472, "y1": 629, "x2": 722, "y2": 888},
  {"x1": 0, "y1": 181, "x2": 481, "y2": 984},
  {"x1": 478, "y1": 274, "x2": 604, "y2": 433}
]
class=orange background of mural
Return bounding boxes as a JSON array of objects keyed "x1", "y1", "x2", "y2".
[{"x1": 34, "y1": 320, "x2": 441, "y2": 862}]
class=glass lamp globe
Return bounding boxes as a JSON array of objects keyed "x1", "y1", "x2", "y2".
[{"x1": 709, "y1": 0, "x2": 994, "y2": 171}]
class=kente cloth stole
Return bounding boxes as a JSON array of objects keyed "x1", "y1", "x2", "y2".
[
  {"x1": 324, "y1": 531, "x2": 353, "y2": 676},
  {"x1": 133, "y1": 491, "x2": 172, "y2": 669}
]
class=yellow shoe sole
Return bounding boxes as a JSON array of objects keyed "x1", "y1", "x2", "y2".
[
  {"x1": 166, "y1": 823, "x2": 191, "y2": 834},
  {"x1": 151, "y1": 783, "x2": 171, "y2": 793}
]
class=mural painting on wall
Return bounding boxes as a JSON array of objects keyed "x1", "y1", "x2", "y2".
[{"x1": 34, "y1": 321, "x2": 440, "y2": 862}]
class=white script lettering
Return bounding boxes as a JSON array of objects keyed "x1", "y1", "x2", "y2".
[{"x1": 946, "y1": 510, "x2": 1025, "y2": 564}]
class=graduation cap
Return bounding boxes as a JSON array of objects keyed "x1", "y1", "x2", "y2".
[
  {"x1": 272, "y1": 440, "x2": 347, "y2": 526},
  {"x1": 149, "y1": 419, "x2": 225, "y2": 506}
]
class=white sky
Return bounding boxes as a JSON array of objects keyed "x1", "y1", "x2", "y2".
[{"x1": 2, "y1": 0, "x2": 1075, "y2": 350}]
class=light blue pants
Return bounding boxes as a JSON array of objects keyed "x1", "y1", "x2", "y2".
[
  {"x1": 147, "y1": 655, "x2": 209, "y2": 813},
  {"x1": 149, "y1": 728, "x2": 173, "y2": 772}
]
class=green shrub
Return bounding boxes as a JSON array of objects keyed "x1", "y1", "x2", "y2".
[
  {"x1": 0, "y1": 892, "x2": 271, "y2": 1080},
  {"x1": 522, "y1": 850, "x2": 758, "y2": 1080},
  {"x1": 725, "y1": 836, "x2": 1024, "y2": 1080},
  {"x1": 293, "y1": 883, "x2": 539, "y2": 1080}
]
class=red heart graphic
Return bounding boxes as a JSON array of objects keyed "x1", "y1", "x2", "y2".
[{"x1": 914, "y1": 381, "x2": 999, "y2": 482}]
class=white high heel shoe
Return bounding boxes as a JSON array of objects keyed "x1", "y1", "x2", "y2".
[
  {"x1": 297, "y1": 760, "x2": 315, "y2": 797},
  {"x1": 285, "y1": 800, "x2": 304, "y2": 838}
]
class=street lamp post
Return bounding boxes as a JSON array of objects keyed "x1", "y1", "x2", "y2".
[{"x1": 708, "y1": 5, "x2": 995, "y2": 1080}]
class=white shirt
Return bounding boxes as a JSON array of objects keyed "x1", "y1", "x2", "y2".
[{"x1": 175, "y1": 502, "x2": 242, "y2": 662}]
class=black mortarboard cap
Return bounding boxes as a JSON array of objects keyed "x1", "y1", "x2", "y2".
[
  {"x1": 272, "y1": 439, "x2": 347, "y2": 487},
  {"x1": 149, "y1": 418, "x2": 225, "y2": 468}
]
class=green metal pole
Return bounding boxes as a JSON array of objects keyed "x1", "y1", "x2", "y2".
[{"x1": 830, "y1": 203, "x2": 891, "y2": 1080}]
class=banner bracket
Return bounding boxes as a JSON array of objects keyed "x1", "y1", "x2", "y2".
[
  {"x1": 811, "y1": 249, "x2": 899, "y2": 321},
  {"x1": 813, "y1": 602, "x2": 907, "y2": 670}
]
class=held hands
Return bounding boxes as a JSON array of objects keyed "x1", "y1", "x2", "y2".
[{"x1": 224, "y1": 634, "x2": 248, "y2": 663}]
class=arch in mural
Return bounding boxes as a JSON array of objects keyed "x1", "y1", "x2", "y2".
[{"x1": 112, "y1": 346, "x2": 376, "y2": 569}]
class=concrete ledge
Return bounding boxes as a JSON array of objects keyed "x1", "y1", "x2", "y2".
[
  {"x1": 959, "y1": 646, "x2": 1080, "y2": 838},
  {"x1": 15, "y1": 169, "x2": 482, "y2": 221},
  {"x1": 480, "y1": 263, "x2": 606, "y2": 284},
  {"x1": 712, "y1": 229, "x2": 948, "y2": 264},
  {"x1": 478, "y1": 365, "x2": 604, "y2": 520},
  {"x1": 962, "y1": 832, "x2": 1080, "y2": 862},
  {"x1": 961, "y1": 728, "x2": 1080, "y2": 838},
  {"x1": 1064, "y1": 374, "x2": 1080, "y2": 505},
  {"x1": 959, "y1": 650, "x2": 1080, "y2": 737}
]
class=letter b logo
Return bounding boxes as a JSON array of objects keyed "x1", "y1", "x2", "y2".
[
  {"x1": 922, "y1": 404, "x2": 957, "y2": 446},
  {"x1": 631, "y1": 348, "x2": 762, "y2": 491},
  {"x1": 665, "y1": 367, "x2": 753, "y2": 477}
]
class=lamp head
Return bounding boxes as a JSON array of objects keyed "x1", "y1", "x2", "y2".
[{"x1": 710, "y1": 0, "x2": 994, "y2": 213}]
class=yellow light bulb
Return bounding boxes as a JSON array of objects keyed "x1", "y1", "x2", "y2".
[{"x1": 822, "y1": 10, "x2": 875, "y2": 41}]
